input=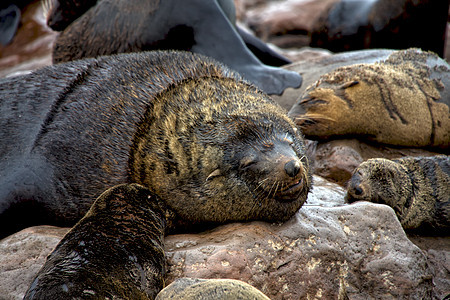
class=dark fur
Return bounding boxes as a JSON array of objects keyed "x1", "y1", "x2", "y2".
[
  {"x1": 346, "y1": 155, "x2": 449, "y2": 234},
  {"x1": 46, "y1": 0, "x2": 301, "y2": 95},
  {"x1": 24, "y1": 184, "x2": 166, "y2": 299},
  {"x1": 0, "y1": 50, "x2": 311, "y2": 238},
  {"x1": 310, "y1": 0, "x2": 448, "y2": 57}
]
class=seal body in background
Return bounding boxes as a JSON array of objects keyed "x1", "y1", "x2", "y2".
[
  {"x1": 0, "y1": 50, "x2": 311, "y2": 238},
  {"x1": 45, "y1": 0, "x2": 301, "y2": 95}
]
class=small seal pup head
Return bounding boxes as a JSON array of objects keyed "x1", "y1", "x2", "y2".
[
  {"x1": 346, "y1": 156, "x2": 449, "y2": 231},
  {"x1": 130, "y1": 76, "x2": 311, "y2": 227},
  {"x1": 346, "y1": 158, "x2": 412, "y2": 216}
]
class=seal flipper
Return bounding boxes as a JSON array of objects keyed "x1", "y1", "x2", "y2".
[
  {"x1": 236, "y1": 25, "x2": 292, "y2": 67},
  {"x1": 0, "y1": 4, "x2": 20, "y2": 46},
  {"x1": 179, "y1": 0, "x2": 302, "y2": 95}
]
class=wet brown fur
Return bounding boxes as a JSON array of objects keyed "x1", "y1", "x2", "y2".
[
  {"x1": 24, "y1": 184, "x2": 166, "y2": 299},
  {"x1": 346, "y1": 155, "x2": 449, "y2": 233},
  {"x1": 295, "y1": 49, "x2": 450, "y2": 149}
]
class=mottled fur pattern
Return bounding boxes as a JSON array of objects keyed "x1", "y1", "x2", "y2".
[
  {"x1": 346, "y1": 155, "x2": 449, "y2": 233},
  {"x1": 294, "y1": 49, "x2": 449, "y2": 149},
  {"x1": 0, "y1": 50, "x2": 311, "y2": 237},
  {"x1": 156, "y1": 278, "x2": 271, "y2": 300},
  {"x1": 24, "y1": 184, "x2": 166, "y2": 299}
]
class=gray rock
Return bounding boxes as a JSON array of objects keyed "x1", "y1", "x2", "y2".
[
  {"x1": 164, "y1": 202, "x2": 432, "y2": 299},
  {"x1": 156, "y1": 278, "x2": 271, "y2": 299}
]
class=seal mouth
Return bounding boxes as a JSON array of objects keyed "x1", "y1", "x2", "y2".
[{"x1": 275, "y1": 179, "x2": 304, "y2": 202}]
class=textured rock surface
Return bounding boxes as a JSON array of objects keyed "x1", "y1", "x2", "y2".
[
  {"x1": 1, "y1": 176, "x2": 442, "y2": 300},
  {"x1": 0, "y1": 226, "x2": 69, "y2": 300},
  {"x1": 164, "y1": 203, "x2": 432, "y2": 299},
  {"x1": 307, "y1": 139, "x2": 442, "y2": 186}
]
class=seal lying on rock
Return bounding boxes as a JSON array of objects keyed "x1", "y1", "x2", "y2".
[
  {"x1": 45, "y1": 0, "x2": 301, "y2": 95},
  {"x1": 0, "y1": 50, "x2": 311, "y2": 238},
  {"x1": 290, "y1": 48, "x2": 450, "y2": 149},
  {"x1": 346, "y1": 155, "x2": 449, "y2": 233}
]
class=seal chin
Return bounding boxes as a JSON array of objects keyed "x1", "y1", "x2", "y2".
[{"x1": 275, "y1": 179, "x2": 304, "y2": 203}]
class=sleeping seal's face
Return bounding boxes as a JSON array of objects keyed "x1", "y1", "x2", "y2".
[{"x1": 171, "y1": 115, "x2": 312, "y2": 224}]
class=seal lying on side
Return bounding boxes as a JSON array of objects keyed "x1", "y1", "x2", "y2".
[
  {"x1": 45, "y1": 0, "x2": 301, "y2": 95},
  {"x1": 346, "y1": 155, "x2": 449, "y2": 233},
  {"x1": 24, "y1": 184, "x2": 167, "y2": 299},
  {"x1": 290, "y1": 48, "x2": 450, "y2": 149},
  {"x1": 0, "y1": 50, "x2": 311, "y2": 238}
]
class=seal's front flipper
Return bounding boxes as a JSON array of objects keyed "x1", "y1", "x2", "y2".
[
  {"x1": 236, "y1": 25, "x2": 292, "y2": 67},
  {"x1": 0, "y1": 4, "x2": 20, "y2": 46},
  {"x1": 184, "y1": 0, "x2": 302, "y2": 95}
]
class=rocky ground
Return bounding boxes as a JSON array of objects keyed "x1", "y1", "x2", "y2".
[{"x1": 0, "y1": 0, "x2": 448, "y2": 299}]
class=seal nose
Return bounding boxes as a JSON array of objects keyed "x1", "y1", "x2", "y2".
[
  {"x1": 353, "y1": 185, "x2": 364, "y2": 196},
  {"x1": 284, "y1": 160, "x2": 301, "y2": 177}
]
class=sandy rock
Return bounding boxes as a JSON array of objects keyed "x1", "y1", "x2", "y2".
[
  {"x1": 408, "y1": 236, "x2": 450, "y2": 300},
  {"x1": 164, "y1": 201, "x2": 432, "y2": 299}
]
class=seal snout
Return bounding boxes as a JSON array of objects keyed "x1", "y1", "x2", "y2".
[
  {"x1": 284, "y1": 159, "x2": 301, "y2": 177},
  {"x1": 346, "y1": 172, "x2": 368, "y2": 203}
]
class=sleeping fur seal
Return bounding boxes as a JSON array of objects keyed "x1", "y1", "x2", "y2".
[
  {"x1": 44, "y1": 0, "x2": 301, "y2": 95},
  {"x1": 346, "y1": 155, "x2": 449, "y2": 233},
  {"x1": 290, "y1": 49, "x2": 450, "y2": 149},
  {"x1": 0, "y1": 50, "x2": 311, "y2": 238}
]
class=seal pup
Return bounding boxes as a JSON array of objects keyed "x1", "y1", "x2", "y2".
[
  {"x1": 290, "y1": 49, "x2": 450, "y2": 149},
  {"x1": 24, "y1": 184, "x2": 166, "y2": 299},
  {"x1": 346, "y1": 155, "x2": 449, "y2": 233},
  {"x1": 45, "y1": 0, "x2": 301, "y2": 95},
  {"x1": 0, "y1": 50, "x2": 311, "y2": 238}
]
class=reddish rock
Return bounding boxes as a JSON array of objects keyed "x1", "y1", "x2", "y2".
[
  {"x1": 0, "y1": 226, "x2": 69, "y2": 300},
  {"x1": 0, "y1": 0, "x2": 56, "y2": 78},
  {"x1": 164, "y1": 202, "x2": 432, "y2": 299},
  {"x1": 242, "y1": 0, "x2": 338, "y2": 49},
  {"x1": 309, "y1": 139, "x2": 443, "y2": 187}
]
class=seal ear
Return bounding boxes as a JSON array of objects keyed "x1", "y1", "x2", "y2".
[
  {"x1": 339, "y1": 81, "x2": 359, "y2": 90},
  {"x1": 206, "y1": 169, "x2": 221, "y2": 181}
]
